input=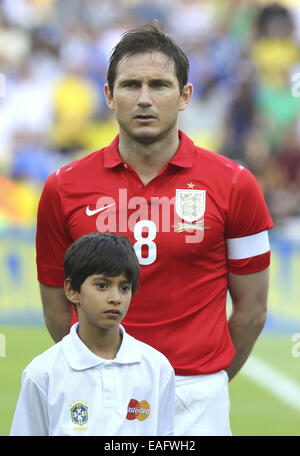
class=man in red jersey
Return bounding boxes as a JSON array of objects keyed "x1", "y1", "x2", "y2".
[{"x1": 36, "y1": 25, "x2": 274, "y2": 436}]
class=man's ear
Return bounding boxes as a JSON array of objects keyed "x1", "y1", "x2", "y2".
[
  {"x1": 104, "y1": 83, "x2": 115, "y2": 111},
  {"x1": 64, "y1": 279, "x2": 80, "y2": 305},
  {"x1": 178, "y1": 83, "x2": 193, "y2": 112}
]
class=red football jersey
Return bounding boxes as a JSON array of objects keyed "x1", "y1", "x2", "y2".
[{"x1": 36, "y1": 132, "x2": 274, "y2": 375}]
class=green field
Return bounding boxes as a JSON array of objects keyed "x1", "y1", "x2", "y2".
[
  {"x1": 229, "y1": 334, "x2": 300, "y2": 436},
  {"x1": 0, "y1": 326, "x2": 299, "y2": 436}
]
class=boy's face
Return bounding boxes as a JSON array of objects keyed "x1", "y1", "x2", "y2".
[{"x1": 65, "y1": 273, "x2": 132, "y2": 331}]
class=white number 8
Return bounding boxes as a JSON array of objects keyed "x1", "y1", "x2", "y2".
[{"x1": 133, "y1": 220, "x2": 157, "y2": 265}]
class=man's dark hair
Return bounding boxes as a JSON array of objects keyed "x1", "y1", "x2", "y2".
[
  {"x1": 64, "y1": 232, "x2": 140, "y2": 294},
  {"x1": 107, "y1": 24, "x2": 189, "y2": 94}
]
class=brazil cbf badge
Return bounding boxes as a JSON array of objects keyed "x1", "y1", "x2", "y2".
[
  {"x1": 175, "y1": 189, "x2": 206, "y2": 223},
  {"x1": 70, "y1": 403, "x2": 88, "y2": 425}
]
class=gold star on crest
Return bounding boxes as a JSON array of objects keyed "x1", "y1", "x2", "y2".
[{"x1": 187, "y1": 182, "x2": 195, "y2": 189}]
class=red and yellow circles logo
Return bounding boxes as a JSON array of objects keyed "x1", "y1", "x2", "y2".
[{"x1": 126, "y1": 399, "x2": 151, "y2": 421}]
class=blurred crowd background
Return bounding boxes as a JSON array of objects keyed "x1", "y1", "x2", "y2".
[{"x1": 1, "y1": 0, "x2": 300, "y2": 234}]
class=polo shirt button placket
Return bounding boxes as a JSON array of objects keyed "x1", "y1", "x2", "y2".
[
  {"x1": 101, "y1": 363, "x2": 117, "y2": 408},
  {"x1": 122, "y1": 162, "x2": 144, "y2": 190}
]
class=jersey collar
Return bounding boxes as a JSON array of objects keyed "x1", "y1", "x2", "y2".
[
  {"x1": 103, "y1": 130, "x2": 195, "y2": 169},
  {"x1": 62, "y1": 323, "x2": 142, "y2": 370}
]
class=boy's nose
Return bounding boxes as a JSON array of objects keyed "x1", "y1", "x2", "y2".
[{"x1": 108, "y1": 287, "x2": 122, "y2": 304}]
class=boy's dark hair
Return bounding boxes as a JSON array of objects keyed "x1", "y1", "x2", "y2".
[
  {"x1": 64, "y1": 233, "x2": 140, "y2": 294},
  {"x1": 107, "y1": 24, "x2": 189, "y2": 95}
]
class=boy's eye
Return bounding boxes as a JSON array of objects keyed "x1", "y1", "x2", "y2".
[
  {"x1": 120, "y1": 285, "x2": 131, "y2": 293},
  {"x1": 96, "y1": 282, "x2": 107, "y2": 289}
]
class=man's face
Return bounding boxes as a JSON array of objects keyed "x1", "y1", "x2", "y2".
[{"x1": 104, "y1": 52, "x2": 192, "y2": 144}]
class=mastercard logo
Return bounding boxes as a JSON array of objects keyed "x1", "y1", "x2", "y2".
[{"x1": 126, "y1": 399, "x2": 151, "y2": 421}]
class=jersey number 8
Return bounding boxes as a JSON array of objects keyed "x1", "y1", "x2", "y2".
[{"x1": 133, "y1": 220, "x2": 157, "y2": 265}]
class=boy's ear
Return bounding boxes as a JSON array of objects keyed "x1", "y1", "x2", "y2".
[{"x1": 64, "y1": 279, "x2": 80, "y2": 304}]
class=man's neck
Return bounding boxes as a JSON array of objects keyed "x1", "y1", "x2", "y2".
[{"x1": 118, "y1": 128, "x2": 180, "y2": 185}]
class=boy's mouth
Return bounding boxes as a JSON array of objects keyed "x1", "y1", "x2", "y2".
[{"x1": 104, "y1": 309, "x2": 121, "y2": 316}]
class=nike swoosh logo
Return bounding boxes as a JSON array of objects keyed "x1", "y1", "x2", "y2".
[{"x1": 86, "y1": 202, "x2": 115, "y2": 216}]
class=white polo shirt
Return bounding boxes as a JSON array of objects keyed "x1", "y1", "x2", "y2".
[{"x1": 10, "y1": 323, "x2": 175, "y2": 436}]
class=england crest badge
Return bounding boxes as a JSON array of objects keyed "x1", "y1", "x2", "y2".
[
  {"x1": 175, "y1": 189, "x2": 206, "y2": 223},
  {"x1": 70, "y1": 403, "x2": 88, "y2": 426}
]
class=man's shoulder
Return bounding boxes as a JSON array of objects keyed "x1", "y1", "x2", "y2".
[
  {"x1": 176, "y1": 131, "x2": 243, "y2": 179},
  {"x1": 43, "y1": 142, "x2": 115, "y2": 194},
  {"x1": 193, "y1": 142, "x2": 243, "y2": 173},
  {"x1": 190, "y1": 142, "x2": 252, "y2": 192},
  {"x1": 56, "y1": 147, "x2": 107, "y2": 178}
]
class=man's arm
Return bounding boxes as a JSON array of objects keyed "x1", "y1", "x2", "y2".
[
  {"x1": 39, "y1": 283, "x2": 73, "y2": 343},
  {"x1": 226, "y1": 268, "x2": 269, "y2": 381}
]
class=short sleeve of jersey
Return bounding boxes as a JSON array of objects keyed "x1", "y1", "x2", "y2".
[
  {"x1": 225, "y1": 165, "x2": 274, "y2": 275},
  {"x1": 36, "y1": 172, "x2": 72, "y2": 286}
]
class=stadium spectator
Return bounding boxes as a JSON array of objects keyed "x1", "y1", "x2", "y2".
[
  {"x1": 267, "y1": 125, "x2": 300, "y2": 221},
  {"x1": 0, "y1": 0, "x2": 299, "y2": 226},
  {"x1": 251, "y1": 3, "x2": 300, "y2": 144},
  {"x1": 36, "y1": 24, "x2": 274, "y2": 436}
]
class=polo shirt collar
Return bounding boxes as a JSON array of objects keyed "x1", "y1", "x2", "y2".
[
  {"x1": 62, "y1": 323, "x2": 142, "y2": 370},
  {"x1": 169, "y1": 130, "x2": 194, "y2": 168},
  {"x1": 103, "y1": 135, "x2": 122, "y2": 168},
  {"x1": 103, "y1": 130, "x2": 194, "y2": 169}
]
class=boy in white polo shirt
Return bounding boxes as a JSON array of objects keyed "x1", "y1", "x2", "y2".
[{"x1": 10, "y1": 233, "x2": 175, "y2": 436}]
